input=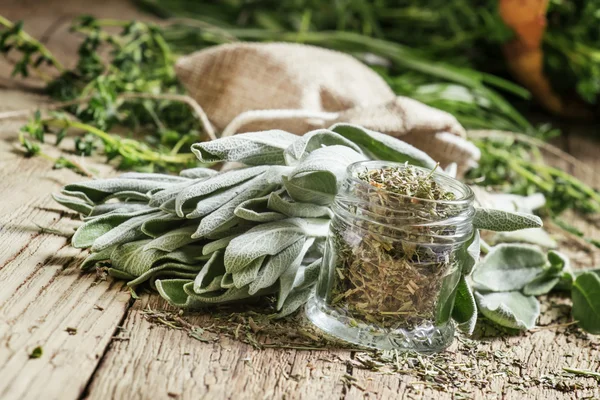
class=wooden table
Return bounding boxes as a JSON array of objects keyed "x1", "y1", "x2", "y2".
[{"x1": 1, "y1": 1, "x2": 599, "y2": 399}]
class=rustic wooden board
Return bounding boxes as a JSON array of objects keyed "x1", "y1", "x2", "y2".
[
  {"x1": 0, "y1": 91, "x2": 132, "y2": 400},
  {"x1": 1, "y1": 1, "x2": 600, "y2": 399}
]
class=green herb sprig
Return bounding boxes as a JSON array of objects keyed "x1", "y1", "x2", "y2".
[{"x1": 0, "y1": 16, "x2": 212, "y2": 172}]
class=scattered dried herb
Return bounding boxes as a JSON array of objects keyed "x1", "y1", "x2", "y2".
[{"x1": 29, "y1": 346, "x2": 43, "y2": 359}]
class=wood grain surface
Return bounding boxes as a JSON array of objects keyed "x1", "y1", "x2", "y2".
[{"x1": 0, "y1": 1, "x2": 599, "y2": 399}]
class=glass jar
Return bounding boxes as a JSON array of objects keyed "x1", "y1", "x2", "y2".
[{"x1": 306, "y1": 161, "x2": 475, "y2": 352}]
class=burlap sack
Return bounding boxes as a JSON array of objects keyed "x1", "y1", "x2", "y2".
[{"x1": 176, "y1": 42, "x2": 480, "y2": 175}]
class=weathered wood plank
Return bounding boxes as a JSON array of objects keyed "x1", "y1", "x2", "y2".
[
  {"x1": 84, "y1": 295, "x2": 349, "y2": 400},
  {"x1": 0, "y1": 90, "x2": 132, "y2": 400}
]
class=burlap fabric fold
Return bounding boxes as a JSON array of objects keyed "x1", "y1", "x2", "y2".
[{"x1": 176, "y1": 42, "x2": 480, "y2": 175}]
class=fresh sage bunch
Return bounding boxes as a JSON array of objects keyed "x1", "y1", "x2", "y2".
[{"x1": 54, "y1": 123, "x2": 595, "y2": 332}]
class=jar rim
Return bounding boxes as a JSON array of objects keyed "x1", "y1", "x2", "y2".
[{"x1": 346, "y1": 160, "x2": 475, "y2": 206}]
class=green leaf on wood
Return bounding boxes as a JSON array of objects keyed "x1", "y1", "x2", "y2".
[
  {"x1": 472, "y1": 244, "x2": 546, "y2": 292},
  {"x1": 572, "y1": 272, "x2": 600, "y2": 334},
  {"x1": 475, "y1": 291, "x2": 540, "y2": 330}
]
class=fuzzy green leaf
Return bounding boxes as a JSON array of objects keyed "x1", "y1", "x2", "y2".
[
  {"x1": 72, "y1": 208, "x2": 154, "y2": 249},
  {"x1": 492, "y1": 228, "x2": 557, "y2": 248},
  {"x1": 277, "y1": 239, "x2": 315, "y2": 309},
  {"x1": 109, "y1": 240, "x2": 165, "y2": 278},
  {"x1": 191, "y1": 130, "x2": 298, "y2": 165},
  {"x1": 91, "y1": 211, "x2": 160, "y2": 252},
  {"x1": 193, "y1": 251, "x2": 226, "y2": 293},
  {"x1": 459, "y1": 230, "x2": 480, "y2": 275},
  {"x1": 267, "y1": 191, "x2": 332, "y2": 218},
  {"x1": 224, "y1": 220, "x2": 306, "y2": 273},
  {"x1": 572, "y1": 272, "x2": 600, "y2": 334},
  {"x1": 52, "y1": 193, "x2": 93, "y2": 215},
  {"x1": 473, "y1": 208, "x2": 543, "y2": 232},
  {"x1": 192, "y1": 173, "x2": 279, "y2": 238},
  {"x1": 284, "y1": 145, "x2": 365, "y2": 205},
  {"x1": 143, "y1": 225, "x2": 198, "y2": 252},
  {"x1": 232, "y1": 255, "x2": 266, "y2": 289},
  {"x1": 330, "y1": 123, "x2": 437, "y2": 168},
  {"x1": 179, "y1": 167, "x2": 219, "y2": 179},
  {"x1": 452, "y1": 277, "x2": 477, "y2": 335},
  {"x1": 63, "y1": 179, "x2": 173, "y2": 203},
  {"x1": 472, "y1": 244, "x2": 547, "y2": 292},
  {"x1": 249, "y1": 239, "x2": 306, "y2": 295},
  {"x1": 284, "y1": 129, "x2": 362, "y2": 164},
  {"x1": 175, "y1": 166, "x2": 269, "y2": 217},
  {"x1": 234, "y1": 195, "x2": 286, "y2": 222},
  {"x1": 475, "y1": 291, "x2": 540, "y2": 330}
]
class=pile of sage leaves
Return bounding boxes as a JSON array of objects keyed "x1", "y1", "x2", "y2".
[{"x1": 53, "y1": 123, "x2": 600, "y2": 334}]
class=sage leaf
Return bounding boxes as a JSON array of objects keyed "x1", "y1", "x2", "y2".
[
  {"x1": 473, "y1": 208, "x2": 543, "y2": 232},
  {"x1": 61, "y1": 190, "x2": 94, "y2": 205},
  {"x1": 103, "y1": 191, "x2": 151, "y2": 203},
  {"x1": 63, "y1": 179, "x2": 173, "y2": 203},
  {"x1": 80, "y1": 246, "x2": 115, "y2": 270},
  {"x1": 186, "y1": 166, "x2": 288, "y2": 219},
  {"x1": 184, "y1": 281, "x2": 273, "y2": 304},
  {"x1": 458, "y1": 230, "x2": 480, "y2": 275},
  {"x1": 192, "y1": 172, "x2": 280, "y2": 239},
  {"x1": 452, "y1": 277, "x2": 477, "y2": 335},
  {"x1": 234, "y1": 195, "x2": 285, "y2": 222},
  {"x1": 523, "y1": 251, "x2": 570, "y2": 296},
  {"x1": 91, "y1": 211, "x2": 161, "y2": 252},
  {"x1": 330, "y1": 123, "x2": 436, "y2": 168},
  {"x1": 176, "y1": 166, "x2": 269, "y2": 217},
  {"x1": 118, "y1": 172, "x2": 190, "y2": 183},
  {"x1": 148, "y1": 179, "x2": 204, "y2": 208},
  {"x1": 492, "y1": 228, "x2": 557, "y2": 249},
  {"x1": 110, "y1": 240, "x2": 165, "y2": 278},
  {"x1": 52, "y1": 193, "x2": 93, "y2": 215},
  {"x1": 290, "y1": 256, "x2": 321, "y2": 291},
  {"x1": 284, "y1": 129, "x2": 362, "y2": 164},
  {"x1": 191, "y1": 130, "x2": 298, "y2": 165},
  {"x1": 475, "y1": 291, "x2": 540, "y2": 330},
  {"x1": 72, "y1": 208, "x2": 155, "y2": 249},
  {"x1": 571, "y1": 272, "x2": 600, "y2": 334},
  {"x1": 273, "y1": 286, "x2": 314, "y2": 318},
  {"x1": 284, "y1": 145, "x2": 365, "y2": 205},
  {"x1": 141, "y1": 212, "x2": 185, "y2": 238},
  {"x1": 155, "y1": 279, "x2": 204, "y2": 308},
  {"x1": 248, "y1": 239, "x2": 306, "y2": 295},
  {"x1": 143, "y1": 225, "x2": 198, "y2": 252},
  {"x1": 472, "y1": 244, "x2": 547, "y2": 292},
  {"x1": 202, "y1": 234, "x2": 240, "y2": 256},
  {"x1": 232, "y1": 255, "x2": 266, "y2": 288},
  {"x1": 267, "y1": 191, "x2": 332, "y2": 218},
  {"x1": 127, "y1": 261, "x2": 204, "y2": 287},
  {"x1": 87, "y1": 203, "x2": 150, "y2": 219},
  {"x1": 193, "y1": 251, "x2": 226, "y2": 293},
  {"x1": 220, "y1": 273, "x2": 235, "y2": 289},
  {"x1": 179, "y1": 167, "x2": 219, "y2": 179},
  {"x1": 522, "y1": 274, "x2": 561, "y2": 296},
  {"x1": 277, "y1": 238, "x2": 316, "y2": 309},
  {"x1": 435, "y1": 264, "x2": 462, "y2": 325},
  {"x1": 224, "y1": 220, "x2": 306, "y2": 274},
  {"x1": 157, "y1": 244, "x2": 210, "y2": 265}
]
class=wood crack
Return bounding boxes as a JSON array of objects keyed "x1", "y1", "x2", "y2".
[{"x1": 77, "y1": 296, "x2": 136, "y2": 400}]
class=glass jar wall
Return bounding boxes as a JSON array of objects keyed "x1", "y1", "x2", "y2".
[{"x1": 306, "y1": 161, "x2": 475, "y2": 352}]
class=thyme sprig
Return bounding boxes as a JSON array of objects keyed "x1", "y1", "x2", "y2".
[{"x1": 0, "y1": 16, "x2": 210, "y2": 172}]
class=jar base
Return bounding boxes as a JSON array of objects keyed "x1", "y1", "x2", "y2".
[{"x1": 305, "y1": 296, "x2": 454, "y2": 353}]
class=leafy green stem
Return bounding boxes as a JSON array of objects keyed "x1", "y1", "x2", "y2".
[{"x1": 0, "y1": 14, "x2": 65, "y2": 73}]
